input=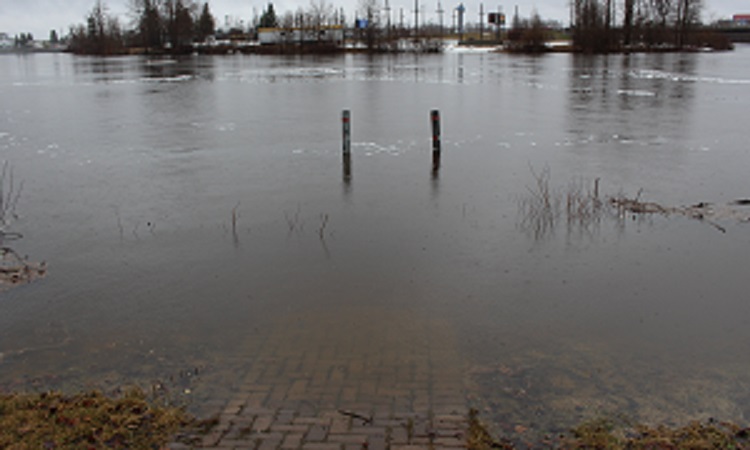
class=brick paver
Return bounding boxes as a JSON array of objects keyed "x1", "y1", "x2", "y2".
[{"x1": 175, "y1": 305, "x2": 469, "y2": 449}]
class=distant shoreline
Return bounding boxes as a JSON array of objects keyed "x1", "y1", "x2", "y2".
[
  {"x1": 2, "y1": 38, "x2": 743, "y2": 57},
  {"x1": 0, "y1": 47, "x2": 65, "y2": 55}
]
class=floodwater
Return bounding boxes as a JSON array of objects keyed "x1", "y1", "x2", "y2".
[{"x1": 2, "y1": 47, "x2": 750, "y2": 442}]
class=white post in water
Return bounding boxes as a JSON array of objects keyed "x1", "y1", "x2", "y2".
[{"x1": 342, "y1": 110, "x2": 351, "y2": 154}]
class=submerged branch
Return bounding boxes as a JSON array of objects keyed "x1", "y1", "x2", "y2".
[{"x1": 0, "y1": 247, "x2": 47, "y2": 292}]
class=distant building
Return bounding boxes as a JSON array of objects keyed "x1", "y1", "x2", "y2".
[
  {"x1": 733, "y1": 14, "x2": 750, "y2": 25},
  {"x1": 0, "y1": 33, "x2": 13, "y2": 48},
  {"x1": 258, "y1": 25, "x2": 344, "y2": 46}
]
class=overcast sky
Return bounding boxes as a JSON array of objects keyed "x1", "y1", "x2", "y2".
[{"x1": 0, "y1": 0, "x2": 745, "y2": 40}]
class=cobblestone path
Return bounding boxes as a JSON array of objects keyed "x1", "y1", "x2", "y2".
[{"x1": 179, "y1": 305, "x2": 469, "y2": 449}]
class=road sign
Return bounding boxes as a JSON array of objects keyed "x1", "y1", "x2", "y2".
[{"x1": 488, "y1": 12, "x2": 505, "y2": 25}]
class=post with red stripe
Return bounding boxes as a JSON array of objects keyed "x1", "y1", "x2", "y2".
[
  {"x1": 342, "y1": 109, "x2": 351, "y2": 155},
  {"x1": 431, "y1": 109, "x2": 441, "y2": 153},
  {"x1": 431, "y1": 109, "x2": 441, "y2": 174},
  {"x1": 342, "y1": 110, "x2": 352, "y2": 182}
]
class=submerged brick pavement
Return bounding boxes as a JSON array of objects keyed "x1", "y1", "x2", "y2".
[{"x1": 177, "y1": 305, "x2": 469, "y2": 449}]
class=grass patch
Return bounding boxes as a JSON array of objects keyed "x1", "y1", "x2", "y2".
[
  {"x1": 0, "y1": 388, "x2": 198, "y2": 449},
  {"x1": 468, "y1": 412, "x2": 750, "y2": 449},
  {"x1": 562, "y1": 417, "x2": 750, "y2": 449},
  {"x1": 467, "y1": 408, "x2": 515, "y2": 449}
]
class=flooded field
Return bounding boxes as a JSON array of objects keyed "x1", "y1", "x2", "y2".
[{"x1": 1, "y1": 47, "x2": 750, "y2": 445}]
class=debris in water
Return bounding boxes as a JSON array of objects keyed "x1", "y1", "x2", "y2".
[{"x1": 0, "y1": 247, "x2": 46, "y2": 292}]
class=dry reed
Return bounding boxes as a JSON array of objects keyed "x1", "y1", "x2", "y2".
[{"x1": 518, "y1": 168, "x2": 749, "y2": 238}]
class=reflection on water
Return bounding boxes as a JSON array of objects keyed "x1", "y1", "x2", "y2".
[
  {"x1": 567, "y1": 53, "x2": 696, "y2": 150},
  {"x1": 1, "y1": 49, "x2": 750, "y2": 444}
]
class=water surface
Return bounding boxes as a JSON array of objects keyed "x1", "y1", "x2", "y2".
[{"x1": 1, "y1": 47, "x2": 750, "y2": 442}]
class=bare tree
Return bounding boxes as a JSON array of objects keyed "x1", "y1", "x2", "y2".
[
  {"x1": 571, "y1": 0, "x2": 706, "y2": 50},
  {"x1": 163, "y1": 0, "x2": 196, "y2": 52},
  {"x1": 651, "y1": 0, "x2": 673, "y2": 28},
  {"x1": 675, "y1": 0, "x2": 702, "y2": 47},
  {"x1": 280, "y1": 11, "x2": 295, "y2": 43},
  {"x1": 507, "y1": 10, "x2": 549, "y2": 52},
  {"x1": 69, "y1": 0, "x2": 126, "y2": 54},
  {"x1": 572, "y1": 0, "x2": 612, "y2": 52},
  {"x1": 129, "y1": 0, "x2": 165, "y2": 49},
  {"x1": 358, "y1": 0, "x2": 382, "y2": 51},
  {"x1": 310, "y1": 0, "x2": 335, "y2": 28},
  {"x1": 623, "y1": 0, "x2": 635, "y2": 45}
]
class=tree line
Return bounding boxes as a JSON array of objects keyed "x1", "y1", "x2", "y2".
[
  {"x1": 68, "y1": 0, "x2": 216, "y2": 55},
  {"x1": 68, "y1": 0, "x2": 728, "y2": 55},
  {"x1": 68, "y1": 0, "x2": 393, "y2": 54},
  {"x1": 570, "y1": 0, "x2": 728, "y2": 52}
]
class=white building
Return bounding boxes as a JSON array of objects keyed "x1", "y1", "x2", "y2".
[
  {"x1": 0, "y1": 33, "x2": 14, "y2": 48},
  {"x1": 258, "y1": 26, "x2": 344, "y2": 46}
]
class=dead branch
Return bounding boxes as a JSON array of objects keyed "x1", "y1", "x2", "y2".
[{"x1": 1, "y1": 247, "x2": 47, "y2": 291}]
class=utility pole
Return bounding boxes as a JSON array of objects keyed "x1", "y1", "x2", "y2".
[
  {"x1": 496, "y1": 5, "x2": 503, "y2": 42},
  {"x1": 414, "y1": 0, "x2": 419, "y2": 37},
  {"x1": 421, "y1": 4, "x2": 426, "y2": 33},
  {"x1": 479, "y1": 3, "x2": 484, "y2": 40},
  {"x1": 437, "y1": 1, "x2": 444, "y2": 38},
  {"x1": 384, "y1": 0, "x2": 391, "y2": 39},
  {"x1": 456, "y1": 3, "x2": 465, "y2": 41}
]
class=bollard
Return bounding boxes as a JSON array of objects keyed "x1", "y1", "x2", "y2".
[
  {"x1": 343, "y1": 151, "x2": 352, "y2": 183},
  {"x1": 430, "y1": 109, "x2": 441, "y2": 153},
  {"x1": 342, "y1": 109, "x2": 351, "y2": 154},
  {"x1": 432, "y1": 149, "x2": 441, "y2": 176}
]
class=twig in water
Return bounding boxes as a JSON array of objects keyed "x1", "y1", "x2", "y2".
[
  {"x1": 338, "y1": 409, "x2": 372, "y2": 425},
  {"x1": 284, "y1": 212, "x2": 294, "y2": 232},
  {"x1": 1, "y1": 247, "x2": 48, "y2": 292},
  {"x1": 284, "y1": 206, "x2": 304, "y2": 235},
  {"x1": 318, "y1": 213, "x2": 329, "y2": 240},
  {"x1": 594, "y1": 177, "x2": 600, "y2": 201},
  {"x1": 115, "y1": 211, "x2": 124, "y2": 241},
  {"x1": 1, "y1": 161, "x2": 24, "y2": 231},
  {"x1": 231, "y1": 202, "x2": 240, "y2": 234},
  {"x1": 231, "y1": 202, "x2": 241, "y2": 246}
]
